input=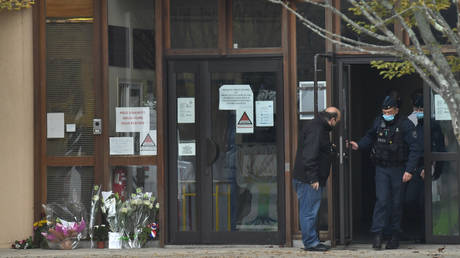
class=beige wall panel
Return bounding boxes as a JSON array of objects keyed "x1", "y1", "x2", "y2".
[
  {"x1": 0, "y1": 8, "x2": 34, "y2": 248},
  {"x1": 46, "y1": 0, "x2": 93, "y2": 18}
]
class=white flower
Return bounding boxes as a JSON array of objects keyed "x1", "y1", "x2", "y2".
[
  {"x1": 143, "y1": 200, "x2": 151, "y2": 206},
  {"x1": 136, "y1": 188, "x2": 142, "y2": 194},
  {"x1": 155, "y1": 203, "x2": 160, "y2": 209},
  {"x1": 121, "y1": 207, "x2": 128, "y2": 213},
  {"x1": 131, "y1": 193, "x2": 137, "y2": 199},
  {"x1": 92, "y1": 195, "x2": 99, "y2": 201},
  {"x1": 150, "y1": 196, "x2": 156, "y2": 202},
  {"x1": 93, "y1": 185, "x2": 99, "y2": 191},
  {"x1": 148, "y1": 203, "x2": 153, "y2": 209}
]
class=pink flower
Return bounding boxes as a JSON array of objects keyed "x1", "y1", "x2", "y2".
[{"x1": 76, "y1": 219, "x2": 86, "y2": 233}]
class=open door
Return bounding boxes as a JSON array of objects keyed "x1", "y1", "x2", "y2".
[{"x1": 337, "y1": 61, "x2": 353, "y2": 245}]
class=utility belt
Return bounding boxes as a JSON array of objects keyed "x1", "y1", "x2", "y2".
[{"x1": 374, "y1": 158, "x2": 406, "y2": 168}]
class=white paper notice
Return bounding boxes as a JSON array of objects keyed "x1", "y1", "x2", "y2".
[
  {"x1": 219, "y1": 84, "x2": 253, "y2": 110},
  {"x1": 178, "y1": 141, "x2": 196, "y2": 156},
  {"x1": 66, "y1": 124, "x2": 76, "y2": 132},
  {"x1": 256, "y1": 101, "x2": 274, "y2": 127},
  {"x1": 140, "y1": 130, "x2": 157, "y2": 155},
  {"x1": 116, "y1": 107, "x2": 150, "y2": 132},
  {"x1": 434, "y1": 94, "x2": 452, "y2": 120},
  {"x1": 110, "y1": 137, "x2": 134, "y2": 155},
  {"x1": 177, "y1": 98, "x2": 195, "y2": 123},
  {"x1": 236, "y1": 108, "x2": 254, "y2": 133},
  {"x1": 47, "y1": 113, "x2": 64, "y2": 138}
]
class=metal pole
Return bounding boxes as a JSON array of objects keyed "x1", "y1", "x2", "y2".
[{"x1": 314, "y1": 54, "x2": 319, "y2": 116}]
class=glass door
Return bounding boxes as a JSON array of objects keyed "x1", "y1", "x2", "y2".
[{"x1": 168, "y1": 59, "x2": 285, "y2": 244}]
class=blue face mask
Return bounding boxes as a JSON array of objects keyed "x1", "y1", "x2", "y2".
[
  {"x1": 382, "y1": 114, "x2": 395, "y2": 122},
  {"x1": 416, "y1": 112, "x2": 424, "y2": 120}
]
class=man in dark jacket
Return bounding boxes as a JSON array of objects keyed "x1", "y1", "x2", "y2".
[
  {"x1": 293, "y1": 106, "x2": 340, "y2": 252},
  {"x1": 349, "y1": 96, "x2": 421, "y2": 250}
]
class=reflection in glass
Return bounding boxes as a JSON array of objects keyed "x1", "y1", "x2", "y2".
[
  {"x1": 210, "y1": 72, "x2": 278, "y2": 232},
  {"x1": 110, "y1": 165, "x2": 158, "y2": 201},
  {"x1": 47, "y1": 166, "x2": 94, "y2": 222},
  {"x1": 430, "y1": 91, "x2": 459, "y2": 152},
  {"x1": 176, "y1": 73, "x2": 197, "y2": 231},
  {"x1": 232, "y1": 0, "x2": 281, "y2": 48},
  {"x1": 108, "y1": 0, "x2": 156, "y2": 156},
  {"x1": 340, "y1": 1, "x2": 391, "y2": 46},
  {"x1": 46, "y1": 21, "x2": 95, "y2": 156},
  {"x1": 432, "y1": 161, "x2": 459, "y2": 236},
  {"x1": 170, "y1": 0, "x2": 218, "y2": 49}
]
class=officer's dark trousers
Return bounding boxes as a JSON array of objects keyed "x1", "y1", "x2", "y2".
[{"x1": 371, "y1": 165, "x2": 405, "y2": 234}]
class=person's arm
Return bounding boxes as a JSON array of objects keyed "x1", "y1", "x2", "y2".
[
  {"x1": 357, "y1": 117, "x2": 379, "y2": 150},
  {"x1": 403, "y1": 120, "x2": 422, "y2": 176},
  {"x1": 302, "y1": 124, "x2": 321, "y2": 185}
]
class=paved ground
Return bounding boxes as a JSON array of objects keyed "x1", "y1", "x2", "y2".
[{"x1": 0, "y1": 243, "x2": 459, "y2": 258}]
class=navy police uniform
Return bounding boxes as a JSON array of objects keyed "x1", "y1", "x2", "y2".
[{"x1": 357, "y1": 96, "x2": 421, "y2": 248}]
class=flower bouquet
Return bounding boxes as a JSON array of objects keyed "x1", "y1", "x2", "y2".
[
  {"x1": 118, "y1": 188, "x2": 159, "y2": 248},
  {"x1": 41, "y1": 203, "x2": 87, "y2": 250},
  {"x1": 41, "y1": 219, "x2": 86, "y2": 249},
  {"x1": 89, "y1": 185, "x2": 101, "y2": 248},
  {"x1": 100, "y1": 188, "x2": 159, "y2": 248},
  {"x1": 33, "y1": 218, "x2": 48, "y2": 248}
]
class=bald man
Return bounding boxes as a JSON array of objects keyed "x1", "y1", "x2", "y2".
[{"x1": 293, "y1": 106, "x2": 340, "y2": 252}]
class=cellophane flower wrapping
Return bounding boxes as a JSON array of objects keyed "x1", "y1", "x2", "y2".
[
  {"x1": 89, "y1": 185, "x2": 101, "y2": 248},
  {"x1": 100, "y1": 188, "x2": 159, "y2": 248},
  {"x1": 118, "y1": 188, "x2": 158, "y2": 248},
  {"x1": 101, "y1": 191, "x2": 122, "y2": 233},
  {"x1": 41, "y1": 203, "x2": 87, "y2": 250}
]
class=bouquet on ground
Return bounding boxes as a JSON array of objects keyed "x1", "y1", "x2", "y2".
[
  {"x1": 41, "y1": 203, "x2": 87, "y2": 250},
  {"x1": 89, "y1": 185, "x2": 102, "y2": 248},
  {"x1": 118, "y1": 188, "x2": 159, "y2": 248},
  {"x1": 33, "y1": 218, "x2": 48, "y2": 248},
  {"x1": 100, "y1": 187, "x2": 159, "y2": 248}
]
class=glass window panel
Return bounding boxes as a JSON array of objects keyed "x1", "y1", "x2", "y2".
[
  {"x1": 108, "y1": 25, "x2": 129, "y2": 67},
  {"x1": 47, "y1": 166, "x2": 94, "y2": 222},
  {"x1": 170, "y1": 0, "x2": 218, "y2": 49},
  {"x1": 46, "y1": 21, "x2": 95, "y2": 156},
  {"x1": 210, "y1": 72, "x2": 278, "y2": 232},
  {"x1": 232, "y1": 0, "x2": 281, "y2": 48},
  {"x1": 340, "y1": 1, "x2": 391, "y2": 46},
  {"x1": 176, "y1": 73, "x2": 197, "y2": 231},
  {"x1": 296, "y1": 3, "x2": 325, "y2": 82},
  {"x1": 108, "y1": 0, "x2": 156, "y2": 156},
  {"x1": 432, "y1": 161, "x2": 459, "y2": 236},
  {"x1": 110, "y1": 165, "x2": 158, "y2": 201},
  {"x1": 430, "y1": 91, "x2": 459, "y2": 152}
]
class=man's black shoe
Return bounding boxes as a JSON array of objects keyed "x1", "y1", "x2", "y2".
[
  {"x1": 372, "y1": 233, "x2": 382, "y2": 250},
  {"x1": 304, "y1": 243, "x2": 330, "y2": 252},
  {"x1": 385, "y1": 235, "x2": 400, "y2": 249}
]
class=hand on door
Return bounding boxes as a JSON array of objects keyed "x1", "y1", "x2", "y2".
[
  {"x1": 346, "y1": 140, "x2": 359, "y2": 150},
  {"x1": 402, "y1": 172, "x2": 412, "y2": 183}
]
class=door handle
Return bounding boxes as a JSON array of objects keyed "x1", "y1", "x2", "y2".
[{"x1": 206, "y1": 138, "x2": 220, "y2": 166}]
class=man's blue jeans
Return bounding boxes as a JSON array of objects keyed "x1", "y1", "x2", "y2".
[{"x1": 293, "y1": 178, "x2": 323, "y2": 248}]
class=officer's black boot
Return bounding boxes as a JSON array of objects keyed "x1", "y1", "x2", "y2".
[
  {"x1": 372, "y1": 233, "x2": 383, "y2": 250},
  {"x1": 385, "y1": 234, "x2": 400, "y2": 249}
]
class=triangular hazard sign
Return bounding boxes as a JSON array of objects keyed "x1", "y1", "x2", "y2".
[
  {"x1": 238, "y1": 112, "x2": 252, "y2": 125},
  {"x1": 141, "y1": 134, "x2": 156, "y2": 148}
]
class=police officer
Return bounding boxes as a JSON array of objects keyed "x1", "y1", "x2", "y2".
[{"x1": 349, "y1": 96, "x2": 421, "y2": 250}]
